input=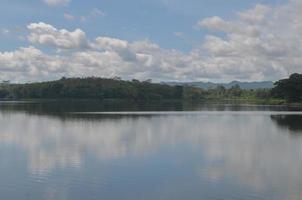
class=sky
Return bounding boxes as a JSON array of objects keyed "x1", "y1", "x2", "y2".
[{"x1": 0, "y1": 0, "x2": 300, "y2": 83}]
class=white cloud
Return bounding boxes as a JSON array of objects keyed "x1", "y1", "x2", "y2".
[
  {"x1": 237, "y1": 4, "x2": 271, "y2": 24},
  {"x1": 0, "y1": 46, "x2": 66, "y2": 82},
  {"x1": 27, "y1": 22, "x2": 89, "y2": 49},
  {"x1": 194, "y1": 1, "x2": 302, "y2": 80},
  {"x1": 94, "y1": 37, "x2": 128, "y2": 50},
  {"x1": 196, "y1": 16, "x2": 229, "y2": 32},
  {"x1": 43, "y1": 0, "x2": 70, "y2": 7},
  {"x1": 1, "y1": 0, "x2": 302, "y2": 82}
]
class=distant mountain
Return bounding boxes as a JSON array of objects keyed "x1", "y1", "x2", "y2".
[{"x1": 164, "y1": 81, "x2": 274, "y2": 90}]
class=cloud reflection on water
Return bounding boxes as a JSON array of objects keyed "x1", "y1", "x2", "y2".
[{"x1": 0, "y1": 109, "x2": 302, "y2": 199}]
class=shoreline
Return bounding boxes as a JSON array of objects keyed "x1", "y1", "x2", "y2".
[{"x1": 0, "y1": 98, "x2": 300, "y2": 106}]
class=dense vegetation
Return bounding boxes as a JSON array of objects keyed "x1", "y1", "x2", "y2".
[
  {"x1": 204, "y1": 85, "x2": 273, "y2": 101},
  {"x1": 272, "y1": 73, "x2": 302, "y2": 102},
  {"x1": 0, "y1": 73, "x2": 301, "y2": 103},
  {"x1": 203, "y1": 73, "x2": 302, "y2": 103},
  {"x1": 0, "y1": 77, "x2": 204, "y2": 101}
]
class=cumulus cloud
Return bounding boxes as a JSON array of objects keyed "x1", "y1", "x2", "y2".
[
  {"x1": 43, "y1": 0, "x2": 70, "y2": 7},
  {"x1": 1, "y1": 0, "x2": 302, "y2": 82},
  {"x1": 27, "y1": 22, "x2": 89, "y2": 49},
  {"x1": 194, "y1": 1, "x2": 302, "y2": 80},
  {"x1": 0, "y1": 46, "x2": 66, "y2": 82}
]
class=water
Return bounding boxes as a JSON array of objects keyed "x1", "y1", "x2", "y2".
[{"x1": 0, "y1": 101, "x2": 302, "y2": 200}]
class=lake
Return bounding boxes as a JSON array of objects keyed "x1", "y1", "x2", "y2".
[{"x1": 0, "y1": 101, "x2": 302, "y2": 200}]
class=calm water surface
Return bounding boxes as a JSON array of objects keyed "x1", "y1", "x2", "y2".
[{"x1": 0, "y1": 101, "x2": 302, "y2": 200}]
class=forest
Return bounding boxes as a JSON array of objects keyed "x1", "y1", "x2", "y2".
[
  {"x1": 0, "y1": 77, "x2": 204, "y2": 101},
  {"x1": 0, "y1": 74, "x2": 301, "y2": 103}
]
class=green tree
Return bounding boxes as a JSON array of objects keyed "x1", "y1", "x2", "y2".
[{"x1": 272, "y1": 73, "x2": 302, "y2": 102}]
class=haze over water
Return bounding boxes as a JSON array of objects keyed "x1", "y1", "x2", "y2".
[{"x1": 0, "y1": 101, "x2": 302, "y2": 200}]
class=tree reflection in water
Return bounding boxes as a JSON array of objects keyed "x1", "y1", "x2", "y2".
[{"x1": 270, "y1": 115, "x2": 302, "y2": 134}]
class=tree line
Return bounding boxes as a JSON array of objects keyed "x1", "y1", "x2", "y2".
[
  {"x1": 0, "y1": 77, "x2": 204, "y2": 101},
  {"x1": 0, "y1": 74, "x2": 301, "y2": 102}
]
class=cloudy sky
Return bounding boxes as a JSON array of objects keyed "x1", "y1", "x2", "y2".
[{"x1": 0, "y1": 0, "x2": 300, "y2": 83}]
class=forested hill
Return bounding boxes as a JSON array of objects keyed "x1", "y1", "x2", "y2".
[{"x1": 0, "y1": 77, "x2": 204, "y2": 100}]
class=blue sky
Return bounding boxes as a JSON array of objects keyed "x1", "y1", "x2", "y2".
[
  {"x1": 0, "y1": 0, "x2": 285, "y2": 51},
  {"x1": 0, "y1": 0, "x2": 299, "y2": 82}
]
